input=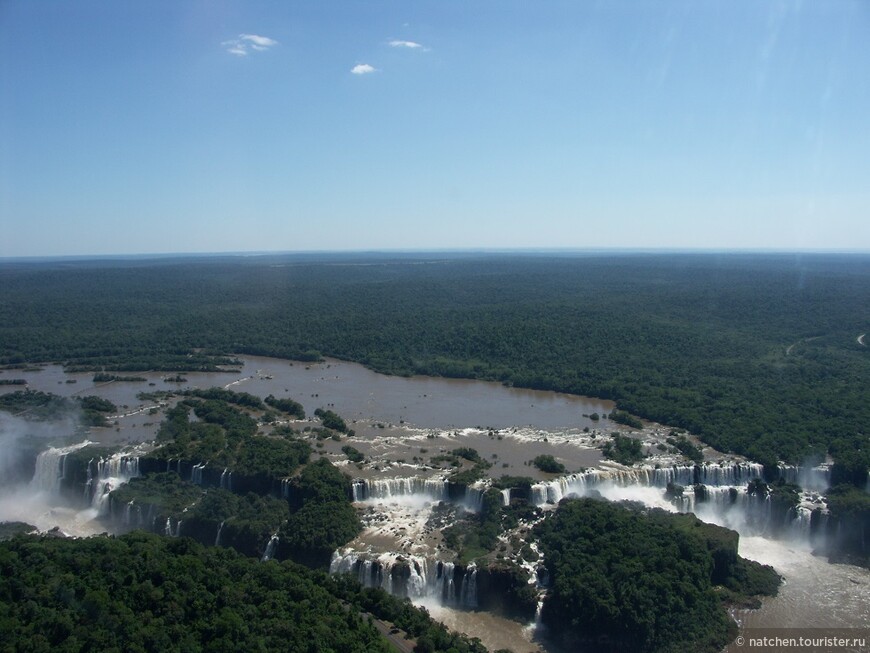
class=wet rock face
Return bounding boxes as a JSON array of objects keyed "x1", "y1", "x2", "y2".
[
  {"x1": 475, "y1": 564, "x2": 537, "y2": 619},
  {"x1": 389, "y1": 559, "x2": 412, "y2": 597},
  {"x1": 139, "y1": 455, "x2": 287, "y2": 497}
]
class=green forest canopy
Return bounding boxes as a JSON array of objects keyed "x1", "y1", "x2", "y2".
[
  {"x1": 0, "y1": 532, "x2": 486, "y2": 653},
  {"x1": 1, "y1": 252, "x2": 868, "y2": 469},
  {"x1": 535, "y1": 498, "x2": 780, "y2": 653}
]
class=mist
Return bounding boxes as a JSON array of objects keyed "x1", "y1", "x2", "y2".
[
  {"x1": 0, "y1": 413, "x2": 103, "y2": 536},
  {"x1": 0, "y1": 412, "x2": 80, "y2": 486}
]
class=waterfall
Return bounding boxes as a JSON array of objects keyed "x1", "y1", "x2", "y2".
[
  {"x1": 83, "y1": 458, "x2": 95, "y2": 502},
  {"x1": 352, "y1": 477, "x2": 450, "y2": 503},
  {"x1": 84, "y1": 452, "x2": 141, "y2": 514},
  {"x1": 464, "y1": 482, "x2": 487, "y2": 511},
  {"x1": 460, "y1": 563, "x2": 478, "y2": 608},
  {"x1": 407, "y1": 558, "x2": 427, "y2": 597},
  {"x1": 164, "y1": 517, "x2": 182, "y2": 537},
  {"x1": 528, "y1": 462, "x2": 767, "y2": 506},
  {"x1": 777, "y1": 464, "x2": 832, "y2": 492},
  {"x1": 527, "y1": 467, "x2": 828, "y2": 543},
  {"x1": 215, "y1": 521, "x2": 225, "y2": 546},
  {"x1": 790, "y1": 506, "x2": 813, "y2": 539},
  {"x1": 436, "y1": 561, "x2": 457, "y2": 604},
  {"x1": 220, "y1": 468, "x2": 232, "y2": 491},
  {"x1": 696, "y1": 462, "x2": 764, "y2": 486},
  {"x1": 262, "y1": 534, "x2": 279, "y2": 561},
  {"x1": 680, "y1": 485, "x2": 774, "y2": 534},
  {"x1": 281, "y1": 478, "x2": 293, "y2": 498},
  {"x1": 673, "y1": 484, "x2": 832, "y2": 541},
  {"x1": 191, "y1": 462, "x2": 206, "y2": 485},
  {"x1": 329, "y1": 551, "x2": 479, "y2": 608},
  {"x1": 118, "y1": 499, "x2": 154, "y2": 530},
  {"x1": 90, "y1": 482, "x2": 113, "y2": 515},
  {"x1": 30, "y1": 442, "x2": 92, "y2": 493},
  {"x1": 98, "y1": 454, "x2": 139, "y2": 480}
]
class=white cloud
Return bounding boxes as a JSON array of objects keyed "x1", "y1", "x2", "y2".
[
  {"x1": 240, "y1": 34, "x2": 278, "y2": 48},
  {"x1": 389, "y1": 40, "x2": 423, "y2": 49},
  {"x1": 223, "y1": 34, "x2": 278, "y2": 56},
  {"x1": 351, "y1": 63, "x2": 376, "y2": 75}
]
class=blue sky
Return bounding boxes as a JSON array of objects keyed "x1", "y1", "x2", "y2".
[{"x1": 1, "y1": 1, "x2": 868, "y2": 256}]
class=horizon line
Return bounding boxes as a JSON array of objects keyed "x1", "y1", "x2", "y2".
[{"x1": 2, "y1": 246, "x2": 870, "y2": 263}]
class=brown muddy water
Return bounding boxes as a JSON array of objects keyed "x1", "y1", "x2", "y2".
[{"x1": 1, "y1": 355, "x2": 612, "y2": 435}]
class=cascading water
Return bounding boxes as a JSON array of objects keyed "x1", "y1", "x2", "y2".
[
  {"x1": 220, "y1": 468, "x2": 232, "y2": 491},
  {"x1": 215, "y1": 521, "x2": 225, "y2": 546},
  {"x1": 500, "y1": 488, "x2": 511, "y2": 506},
  {"x1": 524, "y1": 461, "x2": 791, "y2": 535},
  {"x1": 528, "y1": 468, "x2": 831, "y2": 544},
  {"x1": 191, "y1": 462, "x2": 206, "y2": 485},
  {"x1": 438, "y1": 561, "x2": 457, "y2": 605},
  {"x1": 261, "y1": 534, "x2": 279, "y2": 561},
  {"x1": 117, "y1": 499, "x2": 155, "y2": 530},
  {"x1": 281, "y1": 478, "x2": 293, "y2": 499},
  {"x1": 330, "y1": 551, "x2": 479, "y2": 608},
  {"x1": 31, "y1": 442, "x2": 139, "y2": 519},
  {"x1": 30, "y1": 442, "x2": 92, "y2": 493},
  {"x1": 529, "y1": 461, "x2": 768, "y2": 506},
  {"x1": 334, "y1": 457, "x2": 850, "y2": 652},
  {"x1": 97, "y1": 454, "x2": 139, "y2": 480},
  {"x1": 164, "y1": 517, "x2": 182, "y2": 537},
  {"x1": 351, "y1": 477, "x2": 450, "y2": 503},
  {"x1": 776, "y1": 463, "x2": 832, "y2": 493},
  {"x1": 459, "y1": 564, "x2": 478, "y2": 609},
  {"x1": 83, "y1": 452, "x2": 141, "y2": 515},
  {"x1": 463, "y1": 483, "x2": 487, "y2": 512}
]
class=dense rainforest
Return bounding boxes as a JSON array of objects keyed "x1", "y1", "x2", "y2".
[
  {"x1": 0, "y1": 532, "x2": 487, "y2": 653},
  {"x1": 534, "y1": 498, "x2": 780, "y2": 653},
  {"x1": 1, "y1": 253, "x2": 867, "y2": 473}
]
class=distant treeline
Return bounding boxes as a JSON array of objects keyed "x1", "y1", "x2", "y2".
[{"x1": 1, "y1": 253, "x2": 868, "y2": 472}]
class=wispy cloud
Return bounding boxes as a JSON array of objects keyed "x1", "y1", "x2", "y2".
[
  {"x1": 242, "y1": 34, "x2": 277, "y2": 48},
  {"x1": 223, "y1": 33, "x2": 278, "y2": 57},
  {"x1": 225, "y1": 44, "x2": 248, "y2": 56},
  {"x1": 351, "y1": 63, "x2": 377, "y2": 75},
  {"x1": 389, "y1": 40, "x2": 423, "y2": 49}
]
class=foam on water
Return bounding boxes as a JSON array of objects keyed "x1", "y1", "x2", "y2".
[{"x1": 734, "y1": 536, "x2": 870, "y2": 630}]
